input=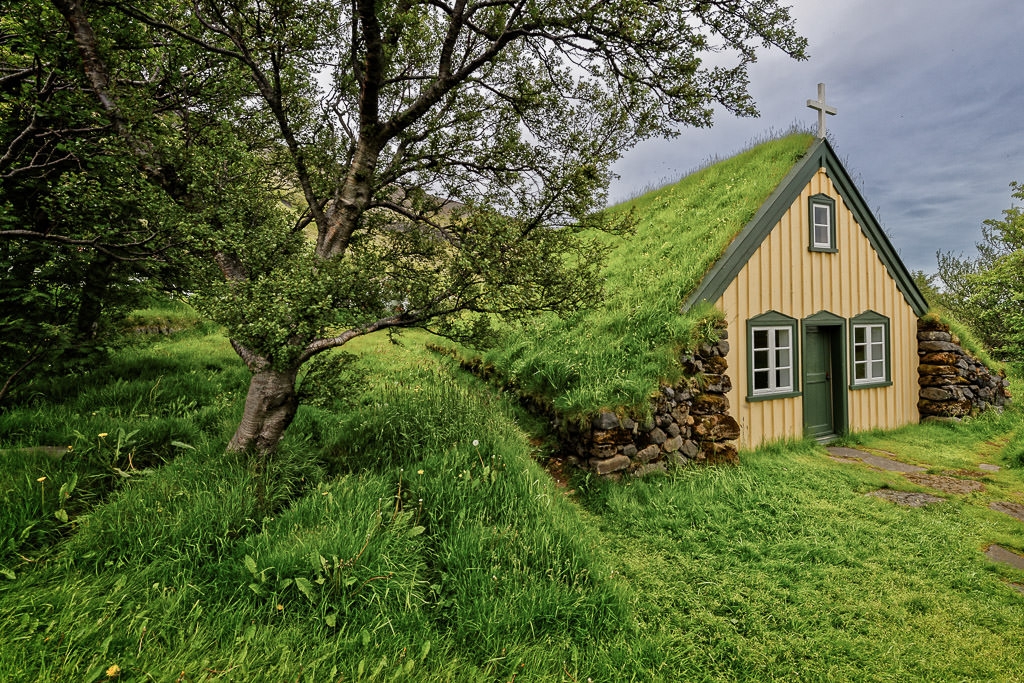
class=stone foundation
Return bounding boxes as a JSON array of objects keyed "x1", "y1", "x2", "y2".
[
  {"x1": 439, "y1": 324, "x2": 739, "y2": 478},
  {"x1": 917, "y1": 319, "x2": 1011, "y2": 421},
  {"x1": 560, "y1": 327, "x2": 739, "y2": 477}
]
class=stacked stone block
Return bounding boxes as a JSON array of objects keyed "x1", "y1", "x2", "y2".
[
  {"x1": 562, "y1": 328, "x2": 740, "y2": 477},
  {"x1": 917, "y1": 319, "x2": 1011, "y2": 420}
]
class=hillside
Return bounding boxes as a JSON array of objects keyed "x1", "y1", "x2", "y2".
[
  {"x1": 481, "y1": 132, "x2": 815, "y2": 420},
  {"x1": 1, "y1": 319, "x2": 1024, "y2": 679}
]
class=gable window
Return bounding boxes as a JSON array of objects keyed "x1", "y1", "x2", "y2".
[
  {"x1": 747, "y1": 311, "x2": 800, "y2": 401},
  {"x1": 808, "y1": 194, "x2": 837, "y2": 252},
  {"x1": 849, "y1": 311, "x2": 891, "y2": 388}
]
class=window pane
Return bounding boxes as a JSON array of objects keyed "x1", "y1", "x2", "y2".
[
  {"x1": 754, "y1": 371, "x2": 769, "y2": 390},
  {"x1": 855, "y1": 346, "x2": 865, "y2": 362},
  {"x1": 776, "y1": 349, "x2": 789, "y2": 368},
  {"x1": 754, "y1": 350, "x2": 769, "y2": 370},
  {"x1": 814, "y1": 224, "x2": 829, "y2": 245},
  {"x1": 871, "y1": 326, "x2": 883, "y2": 343},
  {"x1": 872, "y1": 360, "x2": 885, "y2": 378},
  {"x1": 814, "y1": 205, "x2": 830, "y2": 225},
  {"x1": 855, "y1": 363, "x2": 866, "y2": 380},
  {"x1": 775, "y1": 329, "x2": 790, "y2": 347},
  {"x1": 753, "y1": 329, "x2": 768, "y2": 348},
  {"x1": 776, "y1": 368, "x2": 790, "y2": 388},
  {"x1": 854, "y1": 326, "x2": 865, "y2": 344}
]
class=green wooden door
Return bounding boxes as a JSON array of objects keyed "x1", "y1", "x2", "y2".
[{"x1": 803, "y1": 327, "x2": 834, "y2": 438}]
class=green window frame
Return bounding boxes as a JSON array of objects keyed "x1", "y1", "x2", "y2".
[
  {"x1": 849, "y1": 311, "x2": 892, "y2": 388},
  {"x1": 746, "y1": 311, "x2": 801, "y2": 401},
  {"x1": 808, "y1": 193, "x2": 837, "y2": 253}
]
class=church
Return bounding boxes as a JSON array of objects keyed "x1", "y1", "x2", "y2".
[
  {"x1": 684, "y1": 134, "x2": 927, "y2": 447},
  {"x1": 680, "y1": 85, "x2": 927, "y2": 447}
]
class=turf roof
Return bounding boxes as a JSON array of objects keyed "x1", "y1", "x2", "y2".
[{"x1": 485, "y1": 132, "x2": 816, "y2": 418}]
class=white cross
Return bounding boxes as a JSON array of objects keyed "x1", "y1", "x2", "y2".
[{"x1": 806, "y1": 83, "x2": 837, "y2": 139}]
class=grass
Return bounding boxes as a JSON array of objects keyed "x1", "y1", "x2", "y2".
[
  {"x1": 2, "y1": 306, "x2": 1024, "y2": 680},
  {"x1": 921, "y1": 309, "x2": 1008, "y2": 375},
  {"x1": 576, "y1": 405, "x2": 1024, "y2": 680},
  {"x1": 478, "y1": 132, "x2": 815, "y2": 421},
  {"x1": 0, "y1": 326, "x2": 628, "y2": 681},
  {"x1": 0, "y1": 318, "x2": 249, "y2": 569},
  {"x1": 119, "y1": 295, "x2": 205, "y2": 332}
]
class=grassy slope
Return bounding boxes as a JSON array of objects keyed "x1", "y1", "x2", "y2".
[
  {"x1": 3, "y1": 306, "x2": 1024, "y2": 680},
  {"x1": 0, "y1": 326, "x2": 628, "y2": 681},
  {"x1": 483, "y1": 133, "x2": 815, "y2": 420}
]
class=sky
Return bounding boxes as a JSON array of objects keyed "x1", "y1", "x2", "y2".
[{"x1": 608, "y1": 0, "x2": 1024, "y2": 274}]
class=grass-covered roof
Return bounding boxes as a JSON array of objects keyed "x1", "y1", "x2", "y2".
[{"x1": 483, "y1": 132, "x2": 816, "y2": 419}]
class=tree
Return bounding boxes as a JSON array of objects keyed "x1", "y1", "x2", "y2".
[
  {"x1": 938, "y1": 181, "x2": 1024, "y2": 362},
  {"x1": 0, "y1": 0, "x2": 180, "y2": 400},
  {"x1": 52, "y1": 0, "x2": 807, "y2": 454},
  {"x1": 0, "y1": 0, "x2": 288, "y2": 402}
]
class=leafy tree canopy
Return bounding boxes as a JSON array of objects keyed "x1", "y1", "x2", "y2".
[
  {"x1": 11, "y1": 0, "x2": 807, "y2": 452},
  {"x1": 938, "y1": 181, "x2": 1024, "y2": 363}
]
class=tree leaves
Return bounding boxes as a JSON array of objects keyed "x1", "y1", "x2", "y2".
[{"x1": 10, "y1": 0, "x2": 808, "y2": 452}]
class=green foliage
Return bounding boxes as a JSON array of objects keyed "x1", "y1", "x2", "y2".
[
  {"x1": 0, "y1": 0, "x2": 263, "y2": 400},
  {"x1": 481, "y1": 133, "x2": 815, "y2": 419},
  {"x1": 938, "y1": 181, "x2": 1024, "y2": 362}
]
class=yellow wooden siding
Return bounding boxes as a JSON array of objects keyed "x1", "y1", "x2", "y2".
[{"x1": 716, "y1": 168, "x2": 919, "y2": 449}]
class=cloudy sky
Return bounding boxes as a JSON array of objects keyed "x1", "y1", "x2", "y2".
[{"x1": 608, "y1": 0, "x2": 1024, "y2": 273}]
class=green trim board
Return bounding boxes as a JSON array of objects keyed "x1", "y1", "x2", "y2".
[
  {"x1": 746, "y1": 310, "x2": 800, "y2": 401},
  {"x1": 808, "y1": 193, "x2": 838, "y2": 252},
  {"x1": 848, "y1": 310, "x2": 892, "y2": 388},
  {"x1": 684, "y1": 138, "x2": 928, "y2": 317}
]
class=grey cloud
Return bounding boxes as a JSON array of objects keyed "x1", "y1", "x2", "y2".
[{"x1": 610, "y1": 0, "x2": 1024, "y2": 275}]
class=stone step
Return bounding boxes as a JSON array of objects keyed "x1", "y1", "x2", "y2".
[
  {"x1": 826, "y1": 447, "x2": 925, "y2": 473},
  {"x1": 989, "y1": 501, "x2": 1024, "y2": 523},
  {"x1": 984, "y1": 544, "x2": 1024, "y2": 571}
]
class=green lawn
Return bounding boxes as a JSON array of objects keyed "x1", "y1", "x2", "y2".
[{"x1": 1, "y1": 324, "x2": 1023, "y2": 681}]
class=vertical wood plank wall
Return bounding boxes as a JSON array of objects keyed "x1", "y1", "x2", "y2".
[{"x1": 716, "y1": 168, "x2": 919, "y2": 449}]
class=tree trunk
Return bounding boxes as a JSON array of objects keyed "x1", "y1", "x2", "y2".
[
  {"x1": 75, "y1": 254, "x2": 113, "y2": 342},
  {"x1": 227, "y1": 368, "x2": 299, "y2": 455}
]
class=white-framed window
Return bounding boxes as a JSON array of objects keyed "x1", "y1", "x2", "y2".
[
  {"x1": 808, "y1": 194, "x2": 837, "y2": 252},
  {"x1": 751, "y1": 326, "x2": 794, "y2": 395},
  {"x1": 747, "y1": 311, "x2": 800, "y2": 400},
  {"x1": 812, "y1": 203, "x2": 832, "y2": 248},
  {"x1": 852, "y1": 324, "x2": 886, "y2": 383},
  {"x1": 849, "y1": 311, "x2": 891, "y2": 387}
]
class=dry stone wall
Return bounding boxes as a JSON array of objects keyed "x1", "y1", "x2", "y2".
[
  {"x1": 560, "y1": 328, "x2": 739, "y2": 477},
  {"x1": 917, "y1": 319, "x2": 1011, "y2": 421}
]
